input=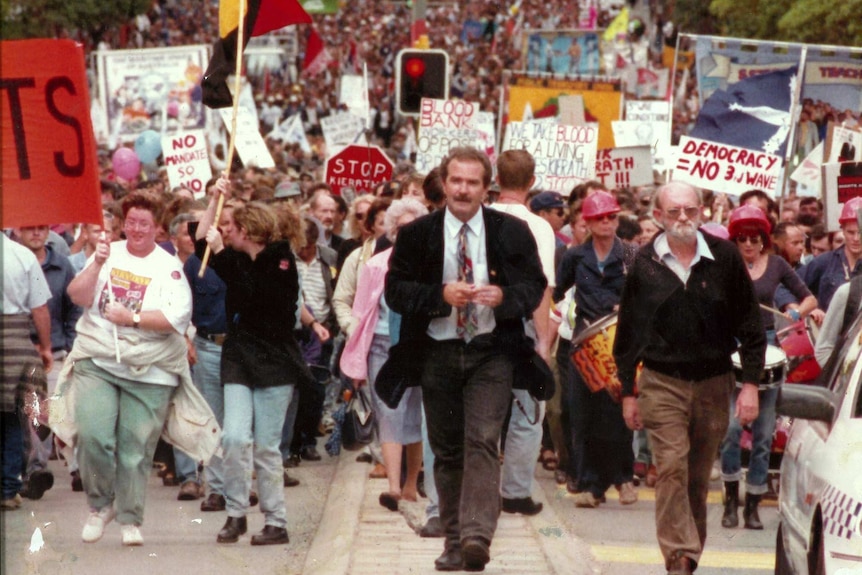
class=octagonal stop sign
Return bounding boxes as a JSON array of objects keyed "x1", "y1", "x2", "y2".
[{"x1": 325, "y1": 145, "x2": 395, "y2": 196}]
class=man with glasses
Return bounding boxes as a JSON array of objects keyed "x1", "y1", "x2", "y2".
[{"x1": 614, "y1": 181, "x2": 765, "y2": 575}]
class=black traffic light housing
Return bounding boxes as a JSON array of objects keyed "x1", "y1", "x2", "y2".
[{"x1": 395, "y1": 49, "x2": 449, "y2": 116}]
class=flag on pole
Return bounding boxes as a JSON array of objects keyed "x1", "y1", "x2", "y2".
[
  {"x1": 602, "y1": 7, "x2": 628, "y2": 41},
  {"x1": 202, "y1": 0, "x2": 312, "y2": 108},
  {"x1": 690, "y1": 66, "x2": 797, "y2": 157},
  {"x1": 303, "y1": 28, "x2": 331, "y2": 77}
]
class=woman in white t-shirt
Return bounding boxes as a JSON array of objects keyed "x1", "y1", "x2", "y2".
[{"x1": 67, "y1": 192, "x2": 192, "y2": 547}]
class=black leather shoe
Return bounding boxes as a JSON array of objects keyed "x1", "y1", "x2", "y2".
[
  {"x1": 284, "y1": 454, "x2": 300, "y2": 468},
  {"x1": 355, "y1": 452, "x2": 373, "y2": 463},
  {"x1": 300, "y1": 447, "x2": 322, "y2": 461},
  {"x1": 284, "y1": 471, "x2": 300, "y2": 487},
  {"x1": 502, "y1": 496, "x2": 543, "y2": 516},
  {"x1": 201, "y1": 493, "x2": 226, "y2": 512},
  {"x1": 21, "y1": 470, "x2": 54, "y2": 500},
  {"x1": 434, "y1": 546, "x2": 463, "y2": 571},
  {"x1": 250, "y1": 525, "x2": 289, "y2": 546},
  {"x1": 420, "y1": 516, "x2": 444, "y2": 538},
  {"x1": 462, "y1": 536, "x2": 491, "y2": 572},
  {"x1": 217, "y1": 516, "x2": 247, "y2": 543}
]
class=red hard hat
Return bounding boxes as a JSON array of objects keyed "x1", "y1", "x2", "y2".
[
  {"x1": 582, "y1": 190, "x2": 620, "y2": 219},
  {"x1": 839, "y1": 197, "x2": 862, "y2": 224},
  {"x1": 728, "y1": 204, "x2": 771, "y2": 238}
]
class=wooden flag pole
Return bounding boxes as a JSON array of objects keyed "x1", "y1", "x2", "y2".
[{"x1": 199, "y1": 0, "x2": 246, "y2": 278}]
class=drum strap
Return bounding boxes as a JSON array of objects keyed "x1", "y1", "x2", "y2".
[{"x1": 842, "y1": 275, "x2": 862, "y2": 336}]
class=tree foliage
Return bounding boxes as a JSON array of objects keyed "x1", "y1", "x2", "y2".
[
  {"x1": 2, "y1": 0, "x2": 149, "y2": 44},
  {"x1": 697, "y1": 0, "x2": 862, "y2": 47}
]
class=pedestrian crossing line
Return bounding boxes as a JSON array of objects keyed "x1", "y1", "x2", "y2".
[
  {"x1": 554, "y1": 486, "x2": 778, "y2": 506},
  {"x1": 590, "y1": 544, "x2": 774, "y2": 570}
]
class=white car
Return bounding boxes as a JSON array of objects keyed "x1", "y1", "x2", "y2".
[{"x1": 775, "y1": 316, "x2": 862, "y2": 574}]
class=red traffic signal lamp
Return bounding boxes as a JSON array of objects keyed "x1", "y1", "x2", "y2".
[{"x1": 395, "y1": 49, "x2": 449, "y2": 116}]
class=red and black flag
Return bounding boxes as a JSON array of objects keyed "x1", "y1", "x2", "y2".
[{"x1": 202, "y1": 0, "x2": 312, "y2": 108}]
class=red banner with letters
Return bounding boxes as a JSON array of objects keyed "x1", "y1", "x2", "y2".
[{"x1": 2, "y1": 39, "x2": 102, "y2": 227}]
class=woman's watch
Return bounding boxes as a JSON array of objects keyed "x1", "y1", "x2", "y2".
[{"x1": 132, "y1": 312, "x2": 141, "y2": 328}]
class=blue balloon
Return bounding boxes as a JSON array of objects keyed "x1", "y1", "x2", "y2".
[{"x1": 134, "y1": 130, "x2": 162, "y2": 164}]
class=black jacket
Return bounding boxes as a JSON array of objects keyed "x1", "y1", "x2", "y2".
[
  {"x1": 613, "y1": 232, "x2": 765, "y2": 396},
  {"x1": 377, "y1": 207, "x2": 547, "y2": 406}
]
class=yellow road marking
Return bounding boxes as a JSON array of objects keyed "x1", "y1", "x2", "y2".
[
  {"x1": 555, "y1": 486, "x2": 778, "y2": 506},
  {"x1": 591, "y1": 545, "x2": 775, "y2": 569}
]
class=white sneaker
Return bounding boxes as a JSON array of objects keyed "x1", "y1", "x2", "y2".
[
  {"x1": 82, "y1": 506, "x2": 116, "y2": 543},
  {"x1": 121, "y1": 524, "x2": 144, "y2": 546}
]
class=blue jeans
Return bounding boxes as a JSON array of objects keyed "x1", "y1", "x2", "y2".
[
  {"x1": 421, "y1": 407, "x2": 439, "y2": 518},
  {"x1": 422, "y1": 339, "x2": 513, "y2": 547},
  {"x1": 174, "y1": 336, "x2": 225, "y2": 493},
  {"x1": 501, "y1": 389, "x2": 545, "y2": 499},
  {"x1": 222, "y1": 383, "x2": 293, "y2": 527},
  {"x1": 720, "y1": 386, "x2": 779, "y2": 495},
  {"x1": 1, "y1": 410, "x2": 24, "y2": 499}
]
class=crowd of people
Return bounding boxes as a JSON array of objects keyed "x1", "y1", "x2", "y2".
[
  {"x1": 5, "y1": 131, "x2": 862, "y2": 574},
  {"x1": 5, "y1": 2, "x2": 862, "y2": 575}
]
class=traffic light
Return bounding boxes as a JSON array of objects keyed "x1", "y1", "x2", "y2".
[{"x1": 395, "y1": 49, "x2": 449, "y2": 116}]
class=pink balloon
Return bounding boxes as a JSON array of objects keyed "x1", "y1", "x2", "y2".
[
  {"x1": 112, "y1": 147, "x2": 141, "y2": 181},
  {"x1": 167, "y1": 100, "x2": 179, "y2": 117}
]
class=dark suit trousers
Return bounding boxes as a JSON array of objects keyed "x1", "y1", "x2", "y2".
[{"x1": 421, "y1": 339, "x2": 513, "y2": 548}]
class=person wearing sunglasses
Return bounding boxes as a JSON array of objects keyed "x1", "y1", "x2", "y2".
[
  {"x1": 553, "y1": 190, "x2": 639, "y2": 509},
  {"x1": 719, "y1": 204, "x2": 816, "y2": 532},
  {"x1": 614, "y1": 181, "x2": 766, "y2": 575}
]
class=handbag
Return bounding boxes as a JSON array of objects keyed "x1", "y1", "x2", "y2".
[{"x1": 341, "y1": 387, "x2": 375, "y2": 451}]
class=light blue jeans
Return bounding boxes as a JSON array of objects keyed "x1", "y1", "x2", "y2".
[
  {"x1": 501, "y1": 389, "x2": 545, "y2": 499},
  {"x1": 222, "y1": 383, "x2": 293, "y2": 527},
  {"x1": 173, "y1": 336, "x2": 225, "y2": 494},
  {"x1": 422, "y1": 407, "x2": 439, "y2": 518},
  {"x1": 720, "y1": 386, "x2": 779, "y2": 495}
]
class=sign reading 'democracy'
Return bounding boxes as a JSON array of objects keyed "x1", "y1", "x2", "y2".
[
  {"x1": 416, "y1": 98, "x2": 483, "y2": 173},
  {"x1": 219, "y1": 107, "x2": 275, "y2": 168},
  {"x1": 673, "y1": 135, "x2": 782, "y2": 196},
  {"x1": 162, "y1": 130, "x2": 211, "y2": 199},
  {"x1": 594, "y1": 146, "x2": 653, "y2": 189},
  {"x1": 502, "y1": 121, "x2": 599, "y2": 194}
]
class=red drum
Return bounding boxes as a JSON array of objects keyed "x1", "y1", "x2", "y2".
[{"x1": 777, "y1": 320, "x2": 821, "y2": 383}]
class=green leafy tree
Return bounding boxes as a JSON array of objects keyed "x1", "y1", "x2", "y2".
[
  {"x1": 704, "y1": 0, "x2": 862, "y2": 47},
  {"x1": 2, "y1": 0, "x2": 148, "y2": 44}
]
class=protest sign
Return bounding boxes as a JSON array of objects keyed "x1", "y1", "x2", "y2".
[
  {"x1": 321, "y1": 111, "x2": 366, "y2": 149},
  {"x1": 503, "y1": 121, "x2": 599, "y2": 194},
  {"x1": 790, "y1": 142, "x2": 823, "y2": 195},
  {"x1": 595, "y1": 146, "x2": 653, "y2": 189},
  {"x1": 823, "y1": 162, "x2": 862, "y2": 231},
  {"x1": 558, "y1": 95, "x2": 586, "y2": 126},
  {"x1": 95, "y1": 45, "x2": 209, "y2": 143},
  {"x1": 523, "y1": 31, "x2": 603, "y2": 75},
  {"x1": 219, "y1": 106, "x2": 275, "y2": 168},
  {"x1": 162, "y1": 130, "x2": 211, "y2": 199},
  {"x1": 325, "y1": 145, "x2": 394, "y2": 196},
  {"x1": 824, "y1": 123, "x2": 862, "y2": 164},
  {"x1": 612, "y1": 120, "x2": 671, "y2": 169},
  {"x1": 673, "y1": 135, "x2": 782, "y2": 196},
  {"x1": 415, "y1": 98, "x2": 483, "y2": 173},
  {"x1": 2, "y1": 39, "x2": 102, "y2": 228},
  {"x1": 625, "y1": 100, "x2": 670, "y2": 122},
  {"x1": 506, "y1": 75, "x2": 622, "y2": 150}
]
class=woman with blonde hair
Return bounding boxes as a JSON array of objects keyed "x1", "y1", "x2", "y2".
[{"x1": 197, "y1": 179, "x2": 314, "y2": 546}]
